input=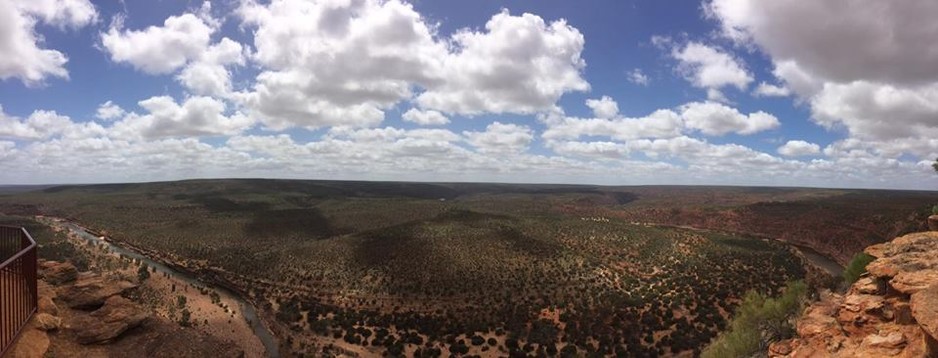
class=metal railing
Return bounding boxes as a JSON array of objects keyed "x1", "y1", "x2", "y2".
[{"x1": 0, "y1": 226, "x2": 37, "y2": 357}]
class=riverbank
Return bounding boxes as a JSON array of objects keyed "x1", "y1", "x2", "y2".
[
  {"x1": 42, "y1": 217, "x2": 278, "y2": 358},
  {"x1": 633, "y1": 221, "x2": 844, "y2": 278}
]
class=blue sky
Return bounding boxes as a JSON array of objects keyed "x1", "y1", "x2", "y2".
[{"x1": 1, "y1": 0, "x2": 936, "y2": 189}]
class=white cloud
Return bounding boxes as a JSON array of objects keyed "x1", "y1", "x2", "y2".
[
  {"x1": 401, "y1": 108, "x2": 449, "y2": 126},
  {"x1": 627, "y1": 68, "x2": 649, "y2": 86},
  {"x1": 680, "y1": 101, "x2": 779, "y2": 136},
  {"x1": 175, "y1": 38, "x2": 245, "y2": 97},
  {"x1": 101, "y1": 3, "x2": 247, "y2": 97},
  {"x1": 464, "y1": 122, "x2": 534, "y2": 154},
  {"x1": 111, "y1": 96, "x2": 254, "y2": 140},
  {"x1": 672, "y1": 42, "x2": 752, "y2": 96},
  {"x1": 778, "y1": 140, "x2": 820, "y2": 157},
  {"x1": 706, "y1": 0, "x2": 938, "y2": 159},
  {"x1": 416, "y1": 10, "x2": 589, "y2": 115},
  {"x1": 707, "y1": 0, "x2": 938, "y2": 86},
  {"x1": 585, "y1": 96, "x2": 619, "y2": 119},
  {"x1": 547, "y1": 140, "x2": 629, "y2": 159},
  {"x1": 0, "y1": 105, "x2": 80, "y2": 140},
  {"x1": 0, "y1": 0, "x2": 97, "y2": 85},
  {"x1": 95, "y1": 100, "x2": 125, "y2": 121},
  {"x1": 543, "y1": 99, "x2": 778, "y2": 143},
  {"x1": 236, "y1": 0, "x2": 448, "y2": 130},
  {"x1": 101, "y1": 12, "x2": 214, "y2": 75},
  {"x1": 753, "y1": 82, "x2": 790, "y2": 97},
  {"x1": 543, "y1": 109, "x2": 684, "y2": 141},
  {"x1": 236, "y1": 1, "x2": 587, "y2": 130}
]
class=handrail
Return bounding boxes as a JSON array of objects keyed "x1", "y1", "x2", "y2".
[
  {"x1": 0, "y1": 226, "x2": 36, "y2": 269},
  {"x1": 0, "y1": 225, "x2": 38, "y2": 358}
]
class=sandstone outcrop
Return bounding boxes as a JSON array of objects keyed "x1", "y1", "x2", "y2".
[
  {"x1": 72, "y1": 295, "x2": 149, "y2": 344},
  {"x1": 58, "y1": 272, "x2": 138, "y2": 309},
  {"x1": 770, "y1": 231, "x2": 938, "y2": 357},
  {"x1": 11, "y1": 259, "x2": 245, "y2": 357},
  {"x1": 40, "y1": 261, "x2": 78, "y2": 285}
]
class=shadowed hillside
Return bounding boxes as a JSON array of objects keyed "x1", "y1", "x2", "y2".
[{"x1": 1, "y1": 179, "x2": 935, "y2": 356}]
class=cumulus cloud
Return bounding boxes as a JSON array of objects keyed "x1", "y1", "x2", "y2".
[
  {"x1": 0, "y1": 105, "x2": 79, "y2": 140},
  {"x1": 778, "y1": 140, "x2": 821, "y2": 157},
  {"x1": 627, "y1": 68, "x2": 649, "y2": 86},
  {"x1": 706, "y1": 0, "x2": 938, "y2": 158},
  {"x1": 111, "y1": 96, "x2": 253, "y2": 140},
  {"x1": 707, "y1": 0, "x2": 938, "y2": 86},
  {"x1": 671, "y1": 42, "x2": 752, "y2": 101},
  {"x1": 415, "y1": 10, "x2": 589, "y2": 115},
  {"x1": 236, "y1": 1, "x2": 587, "y2": 130},
  {"x1": 175, "y1": 38, "x2": 245, "y2": 97},
  {"x1": 95, "y1": 100, "x2": 125, "y2": 120},
  {"x1": 547, "y1": 140, "x2": 629, "y2": 159},
  {"x1": 753, "y1": 82, "x2": 790, "y2": 97},
  {"x1": 543, "y1": 109, "x2": 684, "y2": 141},
  {"x1": 464, "y1": 122, "x2": 534, "y2": 154},
  {"x1": 0, "y1": 0, "x2": 97, "y2": 85},
  {"x1": 101, "y1": 4, "x2": 245, "y2": 97},
  {"x1": 401, "y1": 108, "x2": 449, "y2": 126},
  {"x1": 585, "y1": 96, "x2": 619, "y2": 119},
  {"x1": 101, "y1": 12, "x2": 214, "y2": 75},
  {"x1": 679, "y1": 101, "x2": 779, "y2": 136},
  {"x1": 236, "y1": 0, "x2": 448, "y2": 130},
  {"x1": 544, "y1": 99, "x2": 778, "y2": 142}
]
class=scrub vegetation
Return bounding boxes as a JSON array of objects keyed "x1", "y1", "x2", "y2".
[{"x1": 1, "y1": 179, "x2": 932, "y2": 356}]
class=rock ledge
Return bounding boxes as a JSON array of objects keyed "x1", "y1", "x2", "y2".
[{"x1": 770, "y1": 231, "x2": 938, "y2": 357}]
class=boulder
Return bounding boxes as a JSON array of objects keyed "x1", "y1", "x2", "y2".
[
  {"x1": 854, "y1": 277, "x2": 885, "y2": 295},
  {"x1": 72, "y1": 296, "x2": 149, "y2": 344},
  {"x1": 862, "y1": 331, "x2": 906, "y2": 350},
  {"x1": 41, "y1": 261, "x2": 78, "y2": 285},
  {"x1": 768, "y1": 339, "x2": 794, "y2": 356},
  {"x1": 38, "y1": 296, "x2": 58, "y2": 315},
  {"x1": 928, "y1": 215, "x2": 938, "y2": 231},
  {"x1": 911, "y1": 284, "x2": 938, "y2": 341},
  {"x1": 34, "y1": 313, "x2": 61, "y2": 331},
  {"x1": 862, "y1": 232, "x2": 938, "y2": 294},
  {"x1": 7, "y1": 329, "x2": 49, "y2": 358},
  {"x1": 59, "y1": 273, "x2": 137, "y2": 309}
]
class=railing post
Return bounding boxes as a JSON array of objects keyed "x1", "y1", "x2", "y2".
[{"x1": 0, "y1": 226, "x2": 38, "y2": 357}]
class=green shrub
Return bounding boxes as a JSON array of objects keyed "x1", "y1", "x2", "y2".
[
  {"x1": 701, "y1": 280, "x2": 807, "y2": 358},
  {"x1": 932, "y1": 204, "x2": 938, "y2": 215},
  {"x1": 137, "y1": 263, "x2": 150, "y2": 281},
  {"x1": 842, "y1": 252, "x2": 875, "y2": 285}
]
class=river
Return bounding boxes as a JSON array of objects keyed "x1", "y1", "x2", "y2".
[
  {"x1": 634, "y1": 221, "x2": 844, "y2": 277},
  {"x1": 790, "y1": 243, "x2": 844, "y2": 277},
  {"x1": 49, "y1": 219, "x2": 280, "y2": 358}
]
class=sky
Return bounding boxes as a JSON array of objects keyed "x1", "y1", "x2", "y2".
[{"x1": 1, "y1": 0, "x2": 938, "y2": 189}]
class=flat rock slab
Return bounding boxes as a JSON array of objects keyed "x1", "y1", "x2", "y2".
[
  {"x1": 911, "y1": 284, "x2": 938, "y2": 342},
  {"x1": 863, "y1": 232, "x2": 938, "y2": 295},
  {"x1": 72, "y1": 296, "x2": 148, "y2": 344},
  {"x1": 59, "y1": 273, "x2": 137, "y2": 309},
  {"x1": 41, "y1": 261, "x2": 78, "y2": 285}
]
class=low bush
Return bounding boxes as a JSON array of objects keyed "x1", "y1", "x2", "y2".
[
  {"x1": 701, "y1": 280, "x2": 807, "y2": 358},
  {"x1": 842, "y1": 252, "x2": 875, "y2": 285}
]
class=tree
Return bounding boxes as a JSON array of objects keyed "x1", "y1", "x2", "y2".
[
  {"x1": 180, "y1": 308, "x2": 192, "y2": 327},
  {"x1": 932, "y1": 157, "x2": 938, "y2": 173},
  {"x1": 137, "y1": 263, "x2": 150, "y2": 282},
  {"x1": 843, "y1": 252, "x2": 875, "y2": 285}
]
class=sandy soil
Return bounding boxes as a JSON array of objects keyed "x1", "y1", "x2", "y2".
[
  {"x1": 57, "y1": 226, "x2": 267, "y2": 358},
  {"x1": 144, "y1": 270, "x2": 266, "y2": 358}
]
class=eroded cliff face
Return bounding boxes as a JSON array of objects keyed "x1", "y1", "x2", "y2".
[{"x1": 770, "y1": 231, "x2": 938, "y2": 358}]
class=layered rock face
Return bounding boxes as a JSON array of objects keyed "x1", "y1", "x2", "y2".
[{"x1": 770, "y1": 231, "x2": 938, "y2": 357}]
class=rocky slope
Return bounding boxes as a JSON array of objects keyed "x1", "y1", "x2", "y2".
[
  {"x1": 6, "y1": 260, "x2": 245, "y2": 358},
  {"x1": 769, "y1": 231, "x2": 938, "y2": 357}
]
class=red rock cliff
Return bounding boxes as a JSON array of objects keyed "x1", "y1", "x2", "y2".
[{"x1": 770, "y1": 231, "x2": 938, "y2": 357}]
